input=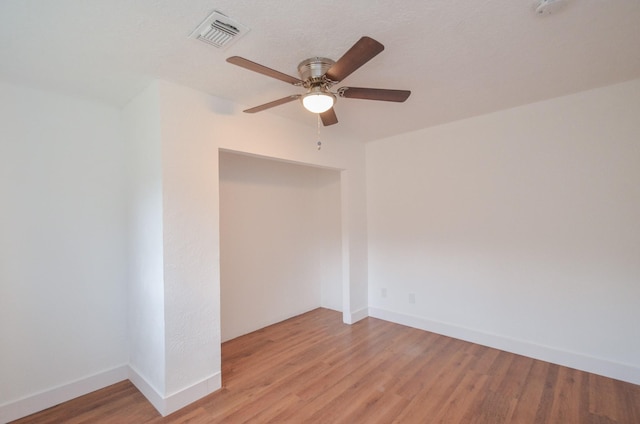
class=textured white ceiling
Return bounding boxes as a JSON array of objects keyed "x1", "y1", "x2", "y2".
[{"x1": 1, "y1": 0, "x2": 639, "y2": 142}]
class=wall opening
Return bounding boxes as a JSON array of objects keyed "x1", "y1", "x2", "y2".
[{"x1": 218, "y1": 150, "x2": 342, "y2": 343}]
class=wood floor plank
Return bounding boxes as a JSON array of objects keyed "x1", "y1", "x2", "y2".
[
  {"x1": 616, "y1": 377, "x2": 640, "y2": 424},
  {"x1": 429, "y1": 370, "x2": 490, "y2": 423},
  {"x1": 393, "y1": 336, "x2": 463, "y2": 400},
  {"x1": 341, "y1": 391, "x2": 409, "y2": 424},
  {"x1": 533, "y1": 362, "x2": 560, "y2": 423},
  {"x1": 548, "y1": 366, "x2": 583, "y2": 423},
  {"x1": 509, "y1": 358, "x2": 551, "y2": 423},
  {"x1": 391, "y1": 350, "x2": 476, "y2": 423},
  {"x1": 11, "y1": 308, "x2": 640, "y2": 423},
  {"x1": 464, "y1": 389, "x2": 513, "y2": 424}
]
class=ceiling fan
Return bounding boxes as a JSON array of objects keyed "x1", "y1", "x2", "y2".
[{"x1": 226, "y1": 36, "x2": 411, "y2": 126}]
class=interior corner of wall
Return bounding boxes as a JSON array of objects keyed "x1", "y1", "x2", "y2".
[
  {"x1": 343, "y1": 307, "x2": 368, "y2": 324},
  {"x1": 127, "y1": 365, "x2": 166, "y2": 415}
]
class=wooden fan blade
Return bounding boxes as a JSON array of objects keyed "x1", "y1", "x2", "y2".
[
  {"x1": 320, "y1": 108, "x2": 338, "y2": 126},
  {"x1": 243, "y1": 95, "x2": 301, "y2": 113},
  {"x1": 339, "y1": 87, "x2": 411, "y2": 102},
  {"x1": 325, "y1": 36, "x2": 385, "y2": 82},
  {"x1": 227, "y1": 56, "x2": 303, "y2": 85}
]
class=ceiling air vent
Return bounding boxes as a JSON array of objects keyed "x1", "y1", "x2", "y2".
[{"x1": 190, "y1": 11, "x2": 249, "y2": 49}]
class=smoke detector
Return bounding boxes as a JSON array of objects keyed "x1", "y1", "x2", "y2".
[
  {"x1": 190, "y1": 11, "x2": 249, "y2": 49},
  {"x1": 535, "y1": 0, "x2": 568, "y2": 15}
]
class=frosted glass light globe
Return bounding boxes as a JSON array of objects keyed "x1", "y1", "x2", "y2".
[{"x1": 302, "y1": 90, "x2": 335, "y2": 113}]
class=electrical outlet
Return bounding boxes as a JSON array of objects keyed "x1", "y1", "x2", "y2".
[
  {"x1": 409, "y1": 293, "x2": 416, "y2": 304},
  {"x1": 381, "y1": 288, "x2": 387, "y2": 298}
]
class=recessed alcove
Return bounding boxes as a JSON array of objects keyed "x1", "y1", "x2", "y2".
[{"x1": 218, "y1": 150, "x2": 342, "y2": 342}]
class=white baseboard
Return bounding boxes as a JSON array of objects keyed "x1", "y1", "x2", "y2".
[
  {"x1": 368, "y1": 307, "x2": 640, "y2": 386},
  {"x1": 163, "y1": 372, "x2": 221, "y2": 416},
  {"x1": 343, "y1": 307, "x2": 368, "y2": 324},
  {"x1": 0, "y1": 365, "x2": 128, "y2": 424},
  {"x1": 128, "y1": 366, "x2": 221, "y2": 416},
  {"x1": 126, "y1": 365, "x2": 165, "y2": 416},
  {"x1": 0, "y1": 365, "x2": 222, "y2": 423}
]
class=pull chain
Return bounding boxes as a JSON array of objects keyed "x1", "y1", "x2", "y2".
[{"x1": 317, "y1": 114, "x2": 322, "y2": 150}]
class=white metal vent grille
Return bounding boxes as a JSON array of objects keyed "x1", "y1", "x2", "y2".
[{"x1": 190, "y1": 11, "x2": 249, "y2": 49}]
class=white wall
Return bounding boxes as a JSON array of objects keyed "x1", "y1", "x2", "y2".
[
  {"x1": 316, "y1": 170, "x2": 343, "y2": 311},
  {"x1": 143, "y1": 80, "x2": 367, "y2": 412},
  {"x1": 0, "y1": 82, "x2": 129, "y2": 420},
  {"x1": 158, "y1": 83, "x2": 221, "y2": 404},
  {"x1": 122, "y1": 82, "x2": 166, "y2": 398},
  {"x1": 3, "y1": 71, "x2": 637, "y2": 420},
  {"x1": 367, "y1": 78, "x2": 640, "y2": 384},
  {"x1": 219, "y1": 151, "x2": 342, "y2": 342}
]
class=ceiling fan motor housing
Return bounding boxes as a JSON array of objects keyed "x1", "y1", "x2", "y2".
[{"x1": 298, "y1": 57, "x2": 335, "y2": 87}]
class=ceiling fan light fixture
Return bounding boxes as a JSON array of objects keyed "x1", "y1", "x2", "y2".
[
  {"x1": 302, "y1": 87, "x2": 335, "y2": 113},
  {"x1": 226, "y1": 36, "x2": 410, "y2": 127}
]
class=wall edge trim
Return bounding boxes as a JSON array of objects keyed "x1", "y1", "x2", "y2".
[
  {"x1": 128, "y1": 367, "x2": 222, "y2": 417},
  {"x1": 163, "y1": 372, "x2": 222, "y2": 416},
  {"x1": 344, "y1": 307, "x2": 369, "y2": 324},
  {"x1": 127, "y1": 365, "x2": 165, "y2": 416},
  {"x1": 0, "y1": 365, "x2": 128, "y2": 423},
  {"x1": 368, "y1": 307, "x2": 640, "y2": 385}
]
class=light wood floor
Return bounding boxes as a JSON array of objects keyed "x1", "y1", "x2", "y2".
[{"x1": 13, "y1": 308, "x2": 640, "y2": 423}]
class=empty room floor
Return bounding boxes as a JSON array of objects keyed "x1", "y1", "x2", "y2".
[{"x1": 13, "y1": 308, "x2": 640, "y2": 423}]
